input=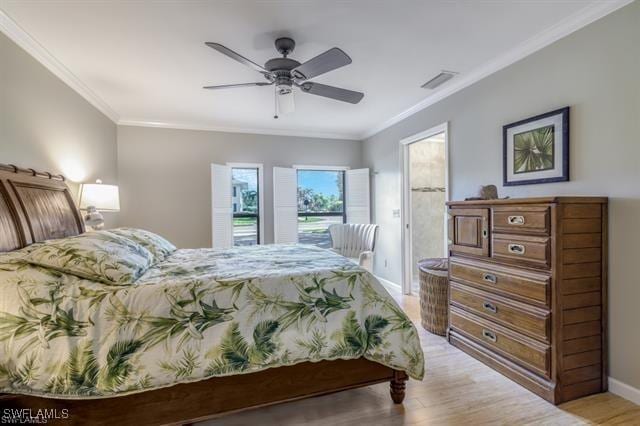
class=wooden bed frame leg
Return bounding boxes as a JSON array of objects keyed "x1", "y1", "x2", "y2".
[{"x1": 390, "y1": 370, "x2": 407, "y2": 404}]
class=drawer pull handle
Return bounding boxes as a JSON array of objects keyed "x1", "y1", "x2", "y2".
[
  {"x1": 483, "y1": 301, "x2": 497, "y2": 314},
  {"x1": 508, "y1": 243, "x2": 526, "y2": 255},
  {"x1": 482, "y1": 273, "x2": 497, "y2": 284},
  {"x1": 482, "y1": 329, "x2": 497, "y2": 343},
  {"x1": 508, "y1": 215, "x2": 525, "y2": 225}
]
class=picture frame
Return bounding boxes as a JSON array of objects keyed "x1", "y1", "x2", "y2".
[{"x1": 503, "y1": 106, "x2": 569, "y2": 186}]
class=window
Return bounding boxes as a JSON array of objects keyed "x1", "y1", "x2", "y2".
[
  {"x1": 297, "y1": 169, "x2": 345, "y2": 248},
  {"x1": 232, "y1": 167, "x2": 260, "y2": 246}
]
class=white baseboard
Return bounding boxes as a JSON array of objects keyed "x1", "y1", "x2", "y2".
[
  {"x1": 609, "y1": 377, "x2": 640, "y2": 406},
  {"x1": 375, "y1": 276, "x2": 402, "y2": 291}
]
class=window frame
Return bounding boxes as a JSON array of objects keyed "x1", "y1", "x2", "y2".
[{"x1": 228, "y1": 163, "x2": 264, "y2": 245}]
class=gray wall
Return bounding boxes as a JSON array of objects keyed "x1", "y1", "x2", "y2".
[
  {"x1": 117, "y1": 125, "x2": 362, "y2": 248},
  {"x1": 363, "y1": 2, "x2": 640, "y2": 389},
  {"x1": 0, "y1": 33, "x2": 118, "y2": 225}
]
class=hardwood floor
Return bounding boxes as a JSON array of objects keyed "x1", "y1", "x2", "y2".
[{"x1": 198, "y1": 284, "x2": 640, "y2": 425}]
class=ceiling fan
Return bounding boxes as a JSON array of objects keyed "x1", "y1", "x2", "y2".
[{"x1": 203, "y1": 37, "x2": 364, "y2": 118}]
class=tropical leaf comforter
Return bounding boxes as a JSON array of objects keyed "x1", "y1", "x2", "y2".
[{"x1": 0, "y1": 244, "x2": 424, "y2": 399}]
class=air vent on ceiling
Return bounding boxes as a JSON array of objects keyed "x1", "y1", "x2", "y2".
[{"x1": 421, "y1": 70, "x2": 458, "y2": 90}]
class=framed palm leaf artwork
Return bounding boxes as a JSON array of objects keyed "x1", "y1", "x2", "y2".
[{"x1": 503, "y1": 106, "x2": 569, "y2": 186}]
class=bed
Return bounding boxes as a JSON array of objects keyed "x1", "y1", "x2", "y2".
[{"x1": 0, "y1": 164, "x2": 424, "y2": 425}]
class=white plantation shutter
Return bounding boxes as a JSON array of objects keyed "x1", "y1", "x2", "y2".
[
  {"x1": 273, "y1": 167, "x2": 298, "y2": 243},
  {"x1": 346, "y1": 168, "x2": 370, "y2": 224},
  {"x1": 211, "y1": 164, "x2": 233, "y2": 248}
]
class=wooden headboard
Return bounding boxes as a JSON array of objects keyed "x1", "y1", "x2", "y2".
[{"x1": 0, "y1": 164, "x2": 84, "y2": 252}]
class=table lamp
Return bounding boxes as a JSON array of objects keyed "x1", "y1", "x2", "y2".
[{"x1": 78, "y1": 179, "x2": 120, "y2": 230}]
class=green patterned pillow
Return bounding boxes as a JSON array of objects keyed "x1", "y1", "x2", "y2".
[
  {"x1": 107, "y1": 228, "x2": 176, "y2": 262},
  {"x1": 23, "y1": 231, "x2": 153, "y2": 285}
]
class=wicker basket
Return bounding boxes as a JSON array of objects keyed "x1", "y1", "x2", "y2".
[{"x1": 418, "y1": 258, "x2": 449, "y2": 336}]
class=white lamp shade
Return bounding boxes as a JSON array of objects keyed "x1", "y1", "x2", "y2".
[{"x1": 79, "y1": 183, "x2": 120, "y2": 211}]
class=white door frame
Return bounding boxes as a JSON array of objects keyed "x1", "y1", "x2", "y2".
[
  {"x1": 399, "y1": 122, "x2": 450, "y2": 295},
  {"x1": 227, "y1": 162, "x2": 265, "y2": 245}
]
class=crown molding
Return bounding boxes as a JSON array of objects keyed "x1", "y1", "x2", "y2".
[
  {"x1": 0, "y1": 9, "x2": 119, "y2": 123},
  {"x1": 359, "y1": 0, "x2": 635, "y2": 140},
  {"x1": 117, "y1": 119, "x2": 360, "y2": 141}
]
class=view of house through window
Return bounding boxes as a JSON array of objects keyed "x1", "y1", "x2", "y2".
[
  {"x1": 297, "y1": 169, "x2": 345, "y2": 248},
  {"x1": 232, "y1": 167, "x2": 259, "y2": 246}
]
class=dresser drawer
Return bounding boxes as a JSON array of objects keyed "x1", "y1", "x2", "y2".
[
  {"x1": 450, "y1": 307, "x2": 551, "y2": 378},
  {"x1": 450, "y1": 282, "x2": 550, "y2": 343},
  {"x1": 492, "y1": 234, "x2": 551, "y2": 269},
  {"x1": 492, "y1": 206, "x2": 550, "y2": 235},
  {"x1": 449, "y1": 258, "x2": 550, "y2": 307}
]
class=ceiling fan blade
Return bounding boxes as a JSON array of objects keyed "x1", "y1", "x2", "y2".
[
  {"x1": 277, "y1": 90, "x2": 295, "y2": 114},
  {"x1": 203, "y1": 82, "x2": 272, "y2": 90},
  {"x1": 205, "y1": 42, "x2": 268, "y2": 74},
  {"x1": 291, "y1": 47, "x2": 352, "y2": 80},
  {"x1": 299, "y1": 82, "x2": 364, "y2": 104}
]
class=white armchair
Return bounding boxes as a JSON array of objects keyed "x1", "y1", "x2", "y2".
[{"x1": 328, "y1": 223, "x2": 379, "y2": 272}]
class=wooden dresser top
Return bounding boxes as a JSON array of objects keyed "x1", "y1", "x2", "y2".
[{"x1": 447, "y1": 196, "x2": 608, "y2": 206}]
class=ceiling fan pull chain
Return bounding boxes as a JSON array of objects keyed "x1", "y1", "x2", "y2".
[{"x1": 273, "y1": 85, "x2": 279, "y2": 119}]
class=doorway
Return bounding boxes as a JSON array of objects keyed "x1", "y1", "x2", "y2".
[{"x1": 400, "y1": 123, "x2": 449, "y2": 294}]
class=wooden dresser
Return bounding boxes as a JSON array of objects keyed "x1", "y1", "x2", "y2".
[{"x1": 446, "y1": 197, "x2": 608, "y2": 404}]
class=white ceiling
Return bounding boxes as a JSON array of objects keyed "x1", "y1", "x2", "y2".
[{"x1": 0, "y1": 0, "x2": 626, "y2": 140}]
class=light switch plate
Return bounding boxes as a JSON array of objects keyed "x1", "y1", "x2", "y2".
[{"x1": 392, "y1": 209, "x2": 401, "y2": 218}]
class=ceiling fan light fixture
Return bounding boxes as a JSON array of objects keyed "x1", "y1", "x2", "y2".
[
  {"x1": 277, "y1": 89, "x2": 295, "y2": 115},
  {"x1": 277, "y1": 83, "x2": 292, "y2": 95},
  {"x1": 421, "y1": 70, "x2": 458, "y2": 90}
]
